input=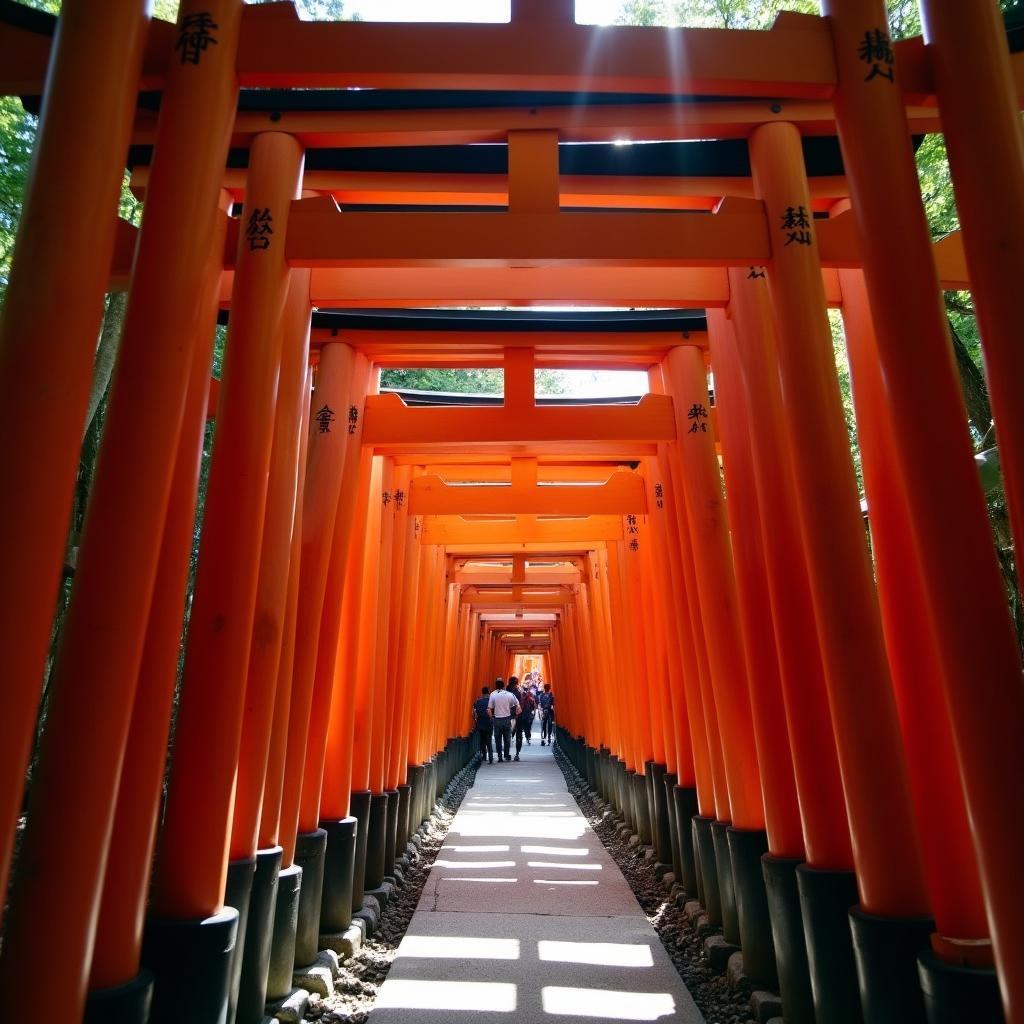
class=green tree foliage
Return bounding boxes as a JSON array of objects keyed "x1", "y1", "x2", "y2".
[{"x1": 379, "y1": 366, "x2": 568, "y2": 395}]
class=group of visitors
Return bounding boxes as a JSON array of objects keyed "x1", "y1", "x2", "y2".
[{"x1": 471, "y1": 675, "x2": 555, "y2": 763}]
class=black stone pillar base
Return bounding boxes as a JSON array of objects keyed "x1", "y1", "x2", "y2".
[
  {"x1": 692, "y1": 815, "x2": 720, "y2": 923},
  {"x1": 266, "y1": 863, "x2": 301, "y2": 1003},
  {"x1": 632, "y1": 771, "x2": 652, "y2": 844},
  {"x1": 761, "y1": 854, "x2": 815, "y2": 1024},
  {"x1": 673, "y1": 786, "x2": 699, "y2": 894},
  {"x1": 651, "y1": 763, "x2": 672, "y2": 866},
  {"x1": 663, "y1": 773, "x2": 683, "y2": 882},
  {"x1": 406, "y1": 767, "x2": 423, "y2": 833},
  {"x1": 711, "y1": 820, "x2": 740, "y2": 945},
  {"x1": 83, "y1": 971, "x2": 153, "y2": 1024},
  {"x1": 236, "y1": 845, "x2": 283, "y2": 1024},
  {"x1": 796, "y1": 863, "x2": 863, "y2": 1024},
  {"x1": 350, "y1": 790, "x2": 372, "y2": 913},
  {"x1": 643, "y1": 761, "x2": 658, "y2": 847},
  {"x1": 396, "y1": 784, "x2": 412, "y2": 850},
  {"x1": 849, "y1": 905, "x2": 933, "y2": 1024},
  {"x1": 293, "y1": 828, "x2": 328, "y2": 969},
  {"x1": 364, "y1": 793, "x2": 388, "y2": 892},
  {"x1": 727, "y1": 828, "x2": 777, "y2": 990},
  {"x1": 384, "y1": 788, "x2": 400, "y2": 877},
  {"x1": 609, "y1": 757, "x2": 623, "y2": 816},
  {"x1": 224, "y1": 855, "x2": 257, "y2": 1024},
  {"x1": 918, "y1": 949, "x2": 1004, "y2": 1024},
  {"x1": 142, "y1": 907, "x2": 239, "y2": 1024},
  {"x1": 319, "y1": 817, "x2": 357, "y2": 935}
]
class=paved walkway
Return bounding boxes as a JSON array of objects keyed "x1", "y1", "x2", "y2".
[{"x1": 370, "y1": 737, "x2": 704, "y2": 1024}]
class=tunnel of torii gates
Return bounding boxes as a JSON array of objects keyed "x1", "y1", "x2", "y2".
[{"x1": 3, "y1": 0, "x2": 1024, "y2": 1023}]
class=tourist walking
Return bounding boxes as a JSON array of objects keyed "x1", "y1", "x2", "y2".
[
  {"x1": 508, "y1": 677, "x2": 534, "y2": 760},
  {"x1": 539, "y1": 683, "x2": 555, "y2": 746},
  {"x1": 487, "y1": 677, "x2": 520, "y2": 762},
  {"x1": 472, "y1": 685, "x2": 494, "y2": 764}
]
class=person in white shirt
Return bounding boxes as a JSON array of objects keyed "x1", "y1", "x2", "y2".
[{"x1": 487, "y1": 677, "x2": 520, "y2": 763}]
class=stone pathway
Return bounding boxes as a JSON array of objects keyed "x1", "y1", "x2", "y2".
[{"x1": 369, "y1": 739, "x2": 704, "y2": 1024}]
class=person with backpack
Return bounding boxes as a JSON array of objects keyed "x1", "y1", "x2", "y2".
[
  {"x1": 487, "y1": 677, "x2": 520, "y2": 763},
  {"x1": 508, "y1": 677, "x2": 534, "y2": 760},
  {"x1": 472, "y1": 685, "x2": 494, "y2": 764},
  {"x1": 538, "y1": 683, "x2": 555, "y2": 746}
]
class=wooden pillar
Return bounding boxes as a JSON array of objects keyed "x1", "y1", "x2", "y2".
[
  {"x1": 664, "y1": 444, "x2": 731, "y2": 822},
  {"x1": 709, "y1": 310, "x2": 804, "y2": 861},
  {"x1": 824, "y1": 2, "x2": 1024, "y2": 1012},
  {"x1": 319, "y1": 444, "x2": 376, "y2": 821},
  {"x1": 300, "y1": 355, "x2": 372, "y2": 828},
  {"x1": 228, "y1": 268, "x2": 313, "y2": 866},
  {"x1": 920, "y1": 0, "x2": 1024, "y2": 591},
  {"x1": 151, "y1": 129, "x2": 305, "y2": 920},
  {"x1": 649, "y1": 445, "x2": 710, "y2": 802},
  {"x1": 0, "y1": 5, "x2": 243, "y2": 1011},
  {"x1": 349, "y1": 456, "x2": 386, "y2": 796},
  {"x1": 748, "y1": 119, "x2": 927, "y2": 918},
  {"x1": 0, "y1": 0, "x2": 151, "y2": 902},
  {"x1": 88, "y1": 212, "x2": 227, "y2": 993},
  {"x1": 663, "y1": 345, "x2": 764, "y2": 832},
  {"x1": 726, "y1": 267, "x2": 852, "y2": 872},
  {"x1": 840, "y1": 268, "x2": 989, "y2": 950}
]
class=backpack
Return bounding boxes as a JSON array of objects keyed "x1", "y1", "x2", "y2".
[{"x1": 473, "y1": 696, "x2": 491, "y2": 728}]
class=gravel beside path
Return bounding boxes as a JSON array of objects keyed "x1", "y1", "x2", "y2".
[
  {"x1": 553, "y1": 745, "x2": 759, "y2": 1024},
  {"x1": 304, "y1": 757, "x2": 481, "y2": 1023}
]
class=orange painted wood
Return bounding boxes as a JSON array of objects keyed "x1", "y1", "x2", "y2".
[
  {"x1": 230, "y1": 269, "x2": 312, "y2": 862},
  {"x1": 285, "y1": 202, "x2": 770, "y2": 269},
  {"x1": 299, "y1": 354, "x2": 372, "y2": 828},
  {"x1": 664, "y1": 345, "x2": 764, "y2": 831},
  {"x1": 708, "y1": 311, "x2": 803, "y2": 859},
  {"x1": 749, "y1": 117, "x2": 926, "y2": 916},
  {"x1": 152, "y1": 129, "x2": 305, "y2": 919},
  {"x1": 840, "y1": 268, "x2": 988, "y2": 947},
  {"x1": 726, "y1": 267, "x2": 852, "y2": 871},
  {"x1": 0, "y1": 4, "x2": 243, "y2": 1006},
  {"x1": 0, "y1": 0, "x2": 151, "y2": 917},
  {"x1": 89, "y1": 237, "x2": 226, "y2": 992}
]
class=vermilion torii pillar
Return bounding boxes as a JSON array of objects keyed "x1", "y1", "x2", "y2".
[
  {"x1": 919, "y1": 0, "x2": 1024, "y2": 591},
  {"x1": 839, "y1": 268, "x2": 990, "y2": 955},
  {"x1": 750, "y1": 117, "x2": 929, "y2": 1023},
  {"x1": 0, "y1": 0, "x2": 151, "y2": 906},
  {"x1": 0, "y1": 4, "x2": 242, "y2": 1019},
  {"x1": 709, "y1": 309, "x2": 803, "y2": 993},
  {"x1": 726, "y1": 266, "x2": 852, "y2": 1024},
  {"x1": 227, "y1": 266, "x2": 313, "y2": 1024},
  {"x1": 148, "y1": 128, "x2": 305, "y2": 1022},
  {"x1": 823, "y1": 2, "x2": 1024, "y2": 1018},
  {"x1": 86, "y1": 196, "x2": 228, "y2": 1014}
]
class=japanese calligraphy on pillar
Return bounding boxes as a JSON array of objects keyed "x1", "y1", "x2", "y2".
[
  {"x1": 654, "y1": 483, "x2": 665, "y2": 510},
  {"x1": 781, "y1": 206, "x2": 812, "y2": 247},
  {"x1": 382, "y1": 491, "x2": 391, "y2": 508},
  {"x1": 858, "y1": 28, "x2": 894, "y2": 82},
  {"x1": 315, "y1": 404, "x2": 335, "y2": 434},
  {"x1": 746, "y1": 266, "x2": 766, "y2": 280},
  {"x1": 687, "y1": 403, "x2": 709, "y2": 434},
  {"x1": 175, "y1": 12, "x2": 219, "y2": 65},
  {"x1": 393, "y1": 489, "x2": 406, "y2": 510},
  {"x1": 347, "y1": 405, "x2": 359, "y2": 434},
  {"x1": 625, "y1": 514, "x2": 640, "y2": 552},
  {"x1": 245, "y1": 208, "x2": 273, "y2": 251}
]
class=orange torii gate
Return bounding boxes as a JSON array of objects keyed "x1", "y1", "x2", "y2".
[{"x1": 0, "y1": 2, "x2": 1022, "y2": 1024}]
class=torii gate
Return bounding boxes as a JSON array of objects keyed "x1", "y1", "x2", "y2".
[{"x1": 0, "y1": 2, "x2": 1022, "y2": 1024}]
